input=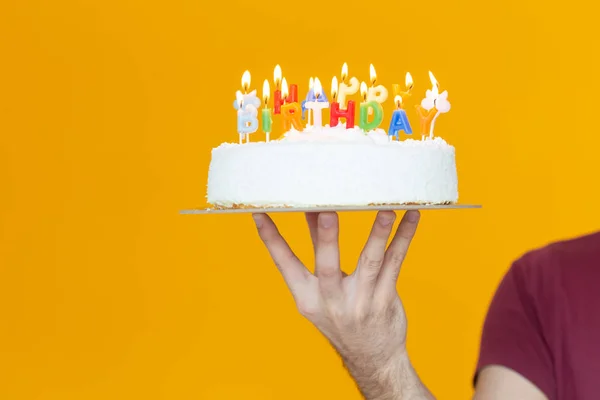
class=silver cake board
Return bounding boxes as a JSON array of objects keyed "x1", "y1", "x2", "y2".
[{"x1": 180, "y1": 204, "x2": 482, "y2": 215}]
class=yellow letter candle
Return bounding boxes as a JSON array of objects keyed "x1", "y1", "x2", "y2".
[
  {"x1": 366, "y1": 64, "x2": 388, "y2": 116},
  {"x1": 337, "y1": 62, "x2": 359, "y2": 110}
]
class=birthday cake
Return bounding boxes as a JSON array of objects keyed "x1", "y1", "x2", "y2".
[{"x1": 206, "y1": 64, "x2": 458, "y2": 209}]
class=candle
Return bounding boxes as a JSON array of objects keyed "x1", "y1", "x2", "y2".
[
  {"x1": 301, "y1": 77, "x2": 315, "y2": 122},
  {"x1": 288, "y1": 81, "x2": 298, "y2": 103},
  {"x1": 388, "y1": 96, "x2": 413, "y2": 140},
  {"x1": 236, "y1": 91, "x2": 259, "y2": 144},
  {"x1": 330, "y1": 76, "x2": 355, "y2": 129},
  {"x1": 416, "y1": 71, "x2": 451, "y2": 139},
  {"x1": 262, "y1": 79, "x2": 273, "y2": 142},
  {"x1": 337, "y1": 62, "x2": 359, "y2": 110},
  {"x1": 359, "y1": 81, "x2": 384, "y2": 131},
  {"x1": 281, "y1": 79, "x2": 303, "y2": 132},
  {"x1": 304, "y1": 78, "x2": 329, "y2": 128},
  {"x1": 232, "y1": 70, "x2": 261, "y2": 111},
  {"x1": 392, "y1": 72, "x2": 414, "y2": 104},
  {"x1": 366, "y1": 64, "x2": 388, "y2": 116},
  {"x1": 273, "y1": 65, "x2": 283, "y2": 114}
]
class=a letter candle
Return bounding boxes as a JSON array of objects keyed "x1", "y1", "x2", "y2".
[
  {"x1": 301, "y1": 77, "x2": 315, "y2": 122},
  {"x1": 359, "y1": 81, "x2": 384, "y2": 131},
  {"x1": 388, "y1": 96, "x2": 413, "y2": 140},
  {"x1": 330, "y1": 76, "x2": 355, "y2": 128},
  {"x1": 304, "y1": 78, "x2": 329, "y2": 128},
  {"x1": 262, "y1": 79, "x2": 273, "y2": 142}
]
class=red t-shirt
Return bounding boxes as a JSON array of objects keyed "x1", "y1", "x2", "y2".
[{"x1": 475, "y1": 232, "x2": 600, "y2": 400}]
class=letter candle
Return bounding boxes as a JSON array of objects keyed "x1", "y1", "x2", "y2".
[
  {"x1": 281, "y1": 79, "x2": 303, "y2": 132},
  {"x1": 388, "y1": 96, "x2": 413, "y2": 140},
  {"x1": 273, "y1": 65, "x2": 283, "y2": 114},
  {"x1": 366, "y1": 64, "x2": 388, "y2": 116},
  {"x1": 337, "y1": 62, "x2": 359, "y2": 110},
  {"x1": 416, "y1": 71, "x2": 451, "y2": 139},
  {"x1": 236, "y1": 91, "x2": 258, "y2": 143},
  {"x1": 304, "y1": 78, "x2": 329, "y2": 128},
  {"x1": 359, "y1": 81, "x2": 384, "y2": 131},
  {"x1": 330, "y1": 76, "x2": 355, "y2": 128},
  {"x1": 262, "y1": 79, "x2": 273, "y2": 142},
  {"x1": 301, "y1": 77, "x2": 315, "y2": 122}
]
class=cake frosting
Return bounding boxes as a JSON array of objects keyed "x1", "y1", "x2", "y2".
[{"x1": 206, "y1": 124, "x2": 458, "y2": 208}]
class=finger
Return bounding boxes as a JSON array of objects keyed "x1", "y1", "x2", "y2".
[
  {"x1": 378, "y1": 210, "x2": 420, "y2": 292},
  {"x1": 355, "y1": 211, "x2": 396, "y2": 292},
  {"x1": 253, "y1": 213, "x2": 311, "y2": 295},
  {"x1": 315, "y1": 212, "x2": 342, "y2": 300},
  {"x1": 305, "y1": 212, "x2": 319, "y2": 251}
]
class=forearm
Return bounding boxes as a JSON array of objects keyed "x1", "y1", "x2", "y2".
[{"x1": 344, "y1": 352, "x2": 435, "y2": 400}]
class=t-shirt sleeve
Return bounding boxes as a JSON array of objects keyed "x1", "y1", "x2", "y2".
[{"x1": 474, "y1": 257, "x2": 555, "y2": 399}]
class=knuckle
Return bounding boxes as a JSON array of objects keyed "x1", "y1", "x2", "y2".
[
  {"x1": 296, "y1": 299, "x2": 319, "y2": 319},
  {"x1": 388, "y1": 251, "x2": 406, "y2": 266},
  {"x1": 360, "y1": 255, "x2": 384, "y2": 270},
  {"x1": 316, "y1": 266, "x2": 339, "y2": 279}
]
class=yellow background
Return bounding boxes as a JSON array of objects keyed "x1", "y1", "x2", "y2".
[{"x1": 1, "y1": 0, "x2": 598, "y2": 398}]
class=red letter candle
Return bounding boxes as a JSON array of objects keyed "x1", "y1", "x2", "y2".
[{"x1": 330, "y1": 76, "x2": 355, "y2": 128}]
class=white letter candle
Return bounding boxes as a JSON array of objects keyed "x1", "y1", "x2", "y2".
[{"x1": 304, "y1": 77, "x2": 329, "y2": 128}]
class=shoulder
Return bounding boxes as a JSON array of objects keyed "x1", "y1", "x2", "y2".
[{"x1": 511, "y1": 230, "x2": 600, "y2": 280}]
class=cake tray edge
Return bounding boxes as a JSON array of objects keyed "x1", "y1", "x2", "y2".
[{"x1": 180, "y1": 204, "x2": 482, "y2": 215}]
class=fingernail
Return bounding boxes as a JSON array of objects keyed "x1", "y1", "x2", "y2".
[
  {"x1": 406, "y1": 211, "x2": 420, "y2": 223},
  {"x1": 319, "y1": 213, "x2": 335, "y2": 228},
  {"x1": 252, "y1": 214, "x2": 263, "y2": 228},
  {"x1": 377, "y1": 212, "x2": 395, "y2": 227}
]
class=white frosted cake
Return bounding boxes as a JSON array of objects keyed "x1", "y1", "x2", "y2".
[{"x1": 207, "y1": 125, "x2": 458, "y2": 208}]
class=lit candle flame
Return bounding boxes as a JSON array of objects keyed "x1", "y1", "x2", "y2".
[
  {"x1": 274, "y1": 65, "x2": 282, "y2": 90},
  {"x1": 262, "y1": 79, "x2": 270, "y2": 107},
  {"x1": 405, "y1": 72, "x2": 414, "y2": 91},
  {"x1": 360, "y1": 81, "x2": 368, "y2": 101},
  {"x1": 242, "y1": 70, "x2": 251, "y2": 94},
  {"x1": 369, "y1": 64, "x2": 377, "y2": 86},
  {"x1": 282, "y1": 77, "x2": 289, "y2": 100},
  {"x1": 341, "y1": 62, "x2": 349, "y2": 83},
  {"x1": 331, "y1": 76, "x2": 338, "y2": 102},
  {"x1": 309, "y1": 77, "x2": 314, "y2": 90},
  {"x1": 429, "y1": 71, "x2": 439, "y2": 92},
  {"x1": 314, "y1": 77, "x2": 322, "y2": 100},
  {"x1": 236, "y1": 90, "x2": 244, "y2": 109},
  {"x1": 394, "y1": 95, "x2": 402, "y2": 109}
]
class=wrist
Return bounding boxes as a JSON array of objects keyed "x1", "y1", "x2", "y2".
[{"x1": 347, "y1": 349, "x2": 434, "y2": 400}]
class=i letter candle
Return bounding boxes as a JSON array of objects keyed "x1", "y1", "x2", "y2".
[
  {"x1": 304, "y1": 78, "x2": 329, "y2": 128},
  {"x1": 388, "y1": 96, "x2": 412, "y2": 140},
  {"x1": 262, "y1": 79, "x2": 273, "y2": 142},
  {"x1": 330, "y1": 76, "x2": 355, "y2": 128},
  {"x1": 359, "y1": 81, "x2": 384, "y2": 131},
  {"x1": 337, "y1": 62, "x2": 359, "y2": 110}
]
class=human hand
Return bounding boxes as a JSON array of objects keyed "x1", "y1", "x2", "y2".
[{"x1": 252, "y1": 210, "x2": 433, "y2": 399}]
